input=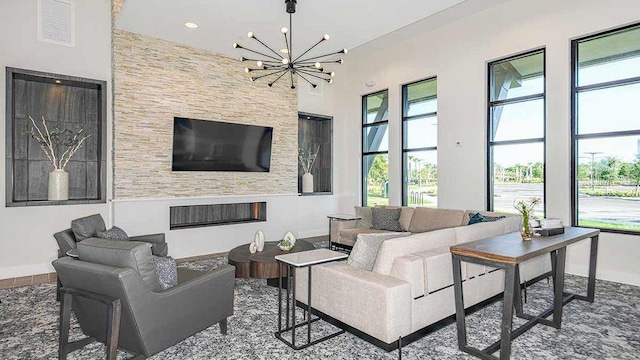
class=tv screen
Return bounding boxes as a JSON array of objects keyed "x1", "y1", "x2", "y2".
[{"x1": 172, "y1": 117, "x2": 273, "y2": 172}]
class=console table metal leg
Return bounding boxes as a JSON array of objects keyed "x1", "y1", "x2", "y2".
[
  {"x1": 308, "y1": 267, "x2": 312, "y2": 344},
  {"x1": 587, "y1": 235, "x2": 599, "y2": 302},
  {"x1": 291, "y1": 265, "x2": 296, "y2": 347},
  {"x1": 452, "y1": 255, "x2": 467, "y2": 349},
  {"x1": 552, "y1": 247, "x2": 567, "y2": 329},
  {"x1": 513, "y1": 264, "x2": 524, "y2": 318},
  {"x1": 278, "y1": 263, "x2": 282, "y2": 333},
  {"x1": 500, "y1": 264, "x2": 516, "y2": 360},
  {"x1": 286, "y1": 264, "x2": 290, "y2": 332}
]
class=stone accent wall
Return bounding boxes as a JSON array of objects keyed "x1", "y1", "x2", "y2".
[{"x1": 112, "y1": 30, "x2": 298, "y2": 199}]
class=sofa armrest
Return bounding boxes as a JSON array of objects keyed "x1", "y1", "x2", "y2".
[
  {"x1": 295, "y1": 263, "x2": 411, "y2": 344},
  {"x1": 330, "y1": 219, "x2": 357, "y2": 244},
  {"x1": 54, "y1": 229, "x2": 77, "y2": 256},
  {"x1": 129, "y1": 233, "x2": 167, "y2": 256},
  {"x1": 389, "y1": 255, "x2": 425, "y2": 299}
]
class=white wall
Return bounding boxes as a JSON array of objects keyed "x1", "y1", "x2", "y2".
[
  {"x1": 0, "y1": 0, "x2": 112, "y2": 279},
  {"x1": 333, "y1": 0, "x2": 640, "y2": 285}
]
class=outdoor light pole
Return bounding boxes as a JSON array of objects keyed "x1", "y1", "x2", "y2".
[{"x1": 584, "y1": 151, "x2": 603, "y2": 191}]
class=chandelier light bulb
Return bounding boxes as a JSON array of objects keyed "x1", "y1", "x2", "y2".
[
  {"x1": 314, "y1": 62, "x2": 322, "y2": 68},
  {"x1": 282, "y1": 58, "x2": 290, "y2": 65},
  {"x1": 250, "y1": 77, "x2": 255, "y2": 82},
  {"x1": 281, "y1": 27, "x2": 289, "y2": 34},
  {"x1": 343, "y1": 48, "x2": 349, "y2": 54},
  {"x1": 232, "y1": 43, "x2": 239, "y2": 48},
  {"x1": 247, "y1": 32, "x2": 254, "y2": 38},
  {"x1": 244, "y1": 68, "x2": 250, "y2": 73},
  {"x1": 184, "y1": 22, "x2": 199, "y2": 29},
  {"x1": 239, "y1": 56, "x2": 246, "y2": 61},
  {"x1": 280, "y1": 48, "x2": 289, "y2": 54},
  {"x1": 323, "y1": 34, "x2": 330, "y2": 41},
  {"x1": 338, "y1": 59, "x2": 344, "y2": 64},
  {"x1": 329, "y1": 79, "x2": 333, "y2": 84},
  {"x1": 256, "y1": 61, "x2": 263, "y2": 67},
  {"x1": 330, "y1": 71, "x2": 335, "y2": 77}
]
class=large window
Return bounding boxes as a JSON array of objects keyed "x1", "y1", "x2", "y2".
[
  {"x1": 488, "y1": 49, "x2": 546, "y2": 216},
  {"x1": 362, "y1": 90, "x2": 389, "y2": 206},
  {"x1": 572, "y1": 24, "x2": 640, "y2": 233},
  {"x1": 402, "y1": 78, "x2": 437, "y2": 207}
]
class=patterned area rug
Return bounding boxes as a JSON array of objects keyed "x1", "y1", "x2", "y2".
[{"x1": 1, "y1": 255, "x2": 639, "y2": 359}]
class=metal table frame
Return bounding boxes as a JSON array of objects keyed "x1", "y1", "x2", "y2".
[
  {"x1": 452, "y1": 233, "x2": 599, "y2": 360},
  {"x1": 327, "y1": 214, "x2": 361, "y2": 250},
  {"x1": 275, "y1": 254, "x2": 347, "y2": 350}
]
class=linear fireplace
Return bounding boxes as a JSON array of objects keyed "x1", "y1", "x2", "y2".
[{"x1": 170, "y1": 202, "x2": 266, "y2": 230}]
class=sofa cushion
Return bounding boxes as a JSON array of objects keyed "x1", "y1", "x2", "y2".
[
  {"x1": 408, "y1": 208, "x2": 465, "y2": 233},
  {"x1": 454, "y1": 220, "x2": 506, "y2": 245},
  {"x1": 462, "y1": 210, "x2": 512, "y2": 226},
  {"x1": 71, "y1": 214, "x2": 107, "y2": 241},
  {"x1": 340, "y1": 228, "x2": 393, "y2": 241},
  {"x1": 348, "y1": 232, "x2": 411, "y2": 271},
  {"x1": 354, "y1": 206, "x2": 373, "y2": 228},
  {"x1": 371, "y1": 207, "x2": 403, "y2": 231},
  {"x1": 77, "y1": 237, "x2": 162, "y2": 292},
  {"x1": 383, "y1": 206, "x2": 414, "y2": 232},
  {"x1": 97, "y1": 226, "x2": 129, "y2": 241}
]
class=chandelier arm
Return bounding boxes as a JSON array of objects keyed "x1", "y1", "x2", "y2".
[
  {"x1": 251, "y1": 35, "x2": 284, "y2": 59},
  {"x1": 238, "y1": 46, "x2": 282, "y2": 61},
  {"x1": 296, "y1": 72, "x2": 318, "y2": 88},
  {"x1": 290, "y1": 69, "x2": 295, "y2": 89},
  {"x1": 296, "y1": 51, "x2": 343, "y2": 63},
  {"x1": 292, "y1": 39, "x2": 324, "y2": 63},
  {"x1": 253, "y1": 69, "x2": 288, "y2": 81},
  {"x1": 297, "y1": 68, "x2": 333, "y2": 76},
  {"x1": 269, "y1": 70, "x2": 288, "y2": 87},
  {"x1": 242, "y1": 58, "x2": 282, "y2": 64},
  {"x1": 297, "y1": 69, "x2": 331, "y2": 81},
  {"x1": 248, "y1": 67, "x2": 286, "y2": 72}
]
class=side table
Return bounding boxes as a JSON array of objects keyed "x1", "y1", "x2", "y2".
[
  {"x1": 327, "y1": 214, "x2": 361, "y2": 250},
  {"x1": 275, "y1": 249, "x2": 348, "y2": 350}
]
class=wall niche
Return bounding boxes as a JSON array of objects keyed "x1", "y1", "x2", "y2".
[
  {"x1": 5, "y1": 68, "x2": 107, "y2": 206},
  {"x1": 298, "y1": 112, "x2": 332, "y2": 195}
]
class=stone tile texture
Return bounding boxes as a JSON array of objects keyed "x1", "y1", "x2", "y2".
[{"x1": 112, "y1": 30, "x2": 298, "y2": 199}]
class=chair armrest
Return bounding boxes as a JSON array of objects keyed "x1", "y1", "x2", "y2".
[
  {"x1": 54, "y1": 229, "x2": 77, "y2": 256},
  {"x1": 390, "y1": 255, "x2": 426, "y2": 299},
  {"x1": 129, "y1": 233, "x2": 167, "y2": 256},
  {"x1": 129, "y1": 233, "x2": 165, "y2": 243},
  {"x1": 134, "y1": 264, "x2": 235, "y2": 354}
]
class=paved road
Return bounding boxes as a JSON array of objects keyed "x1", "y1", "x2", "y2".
[{"x1": 493, "y1": 183, "x2": 640, "y2": 225}]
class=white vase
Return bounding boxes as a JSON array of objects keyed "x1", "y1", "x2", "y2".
[
  {"x1": 255, "y1": 230, "x2": 265, "y2": 252},
  {"x1": 48, "y1": 169, "x2": 69, "y2": 201},
  {"x1": 302, "y1": 172, "x2": 314, "y2": 193}
]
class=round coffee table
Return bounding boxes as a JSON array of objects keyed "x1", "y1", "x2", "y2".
[{"x1": 228, "y1": 240, "x2": 315, "y2": 287}]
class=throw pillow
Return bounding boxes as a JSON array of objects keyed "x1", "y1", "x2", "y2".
[
  {"x1": 371, "y1": 207, "x2": 402, "y2": 231},
  {"x1": 468, "y1": 212, "x2": 506, "y2": 225},
  {"x1": 153, "y1": 255, "x2": 178, "y2": 290},
  {"x1": 96, "y1": 226, "x2": 129, "y2": 241},
  {"x1": 468, "y1": 213, "x2": 489, "y2": 225},
  {"x1": 354, "y1": 206, "x2": 373, "y2": 228},
  {"x1": 347, "y1": 232, "x2": 411, "y2": 270}
]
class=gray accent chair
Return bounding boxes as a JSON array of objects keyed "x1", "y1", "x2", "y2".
[
  {"x1": 53, "y1": 214, "x2": 168, "y2": 258},
  {"x1": 52, "y1": 238, "x2": 235, "y2": 359}
]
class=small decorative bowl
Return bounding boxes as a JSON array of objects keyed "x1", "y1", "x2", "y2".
[{"x1": 278, "y1": 242, "x2": 293, "y2": 251}]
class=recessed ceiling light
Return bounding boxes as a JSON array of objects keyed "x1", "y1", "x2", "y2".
[
  {"x1": 184, "y1": 22, "x2": 199, "y2": 29},
  {"x1": 280, "y1": 48, "x2": 289, "y2": 54}
]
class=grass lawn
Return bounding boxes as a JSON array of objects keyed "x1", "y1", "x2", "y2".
[{"x1": 578, "y1": 219, "x2": 640, "y2": 232}]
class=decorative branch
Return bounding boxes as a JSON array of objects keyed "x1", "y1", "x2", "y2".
[
  {"x1": 27, "y1": 116, "x2": 90, "y2": 171},
  {"x1": 298, "y1": 145, "x2": 320, "y2": 173}
]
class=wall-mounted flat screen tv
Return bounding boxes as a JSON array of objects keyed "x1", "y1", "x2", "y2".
[{"x1": 172, "y1": 117, "x2": 273, "y2": 172}]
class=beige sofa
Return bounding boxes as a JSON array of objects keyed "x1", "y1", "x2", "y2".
[{"x1": 298, "y1": 207, "x2": 551, "y2": 348}]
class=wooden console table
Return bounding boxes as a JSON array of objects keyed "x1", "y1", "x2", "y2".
[{"x1": 450, "y1": 227, "x2": 600, "y2": 360}]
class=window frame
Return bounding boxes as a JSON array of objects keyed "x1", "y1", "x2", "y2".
[
  {"x1": 401, "y1": 76, "x2": 438, "y2": 207},
  {"x1": 486, "y1": 48, "x2": 547, "y2": 215},
  {"x1": 570, "y1": 23, "x2": 640, "y2": 235},
  {"x1": 362, "y1": 89, "x2": 390, "y2": 206}
]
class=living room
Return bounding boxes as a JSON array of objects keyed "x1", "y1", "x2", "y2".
[{"x1": 1, "y1": 0, "x2": 639, "y2": 359}]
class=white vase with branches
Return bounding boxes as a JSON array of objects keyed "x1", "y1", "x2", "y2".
[
  {"x1": 28, "y1": 116, "x2": 90, "y2": 200},
  {"x1": 298, "y1": 145, "x2": 320, "y2": 193}
]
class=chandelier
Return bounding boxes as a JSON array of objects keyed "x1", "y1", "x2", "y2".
[{"x1": 233, "y1": 0, "x2": 347, "y2": 89}]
